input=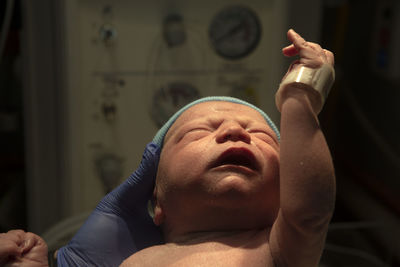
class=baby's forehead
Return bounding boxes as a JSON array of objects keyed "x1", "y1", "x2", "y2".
[{"x1": 181, "y1": 101, "x2": 266, "y2": 122}]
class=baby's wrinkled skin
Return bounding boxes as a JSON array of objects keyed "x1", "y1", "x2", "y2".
[{"x1": 121, "y1": 29, "x2": 336, "y2": 267}]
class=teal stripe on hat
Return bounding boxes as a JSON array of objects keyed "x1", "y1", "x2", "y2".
[{"x1": 152, "y1": 96, "x2": 280, "y2": 147}]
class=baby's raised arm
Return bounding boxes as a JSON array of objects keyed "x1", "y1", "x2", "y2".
[{"x1": 269, "y1": 29, "x2": 336, "y2": 267}]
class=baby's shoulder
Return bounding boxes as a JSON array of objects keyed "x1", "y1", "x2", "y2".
[{"x1": 120, "y1": 244, "x2": 171, "y2": 266}]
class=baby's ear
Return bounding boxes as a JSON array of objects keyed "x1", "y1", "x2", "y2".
[
  {"x1": 153, "y1": 203, "x2": 165, "y2": 226},
  {"x1": 152, "y1": 187, "x2": 165, "y2": 226}
]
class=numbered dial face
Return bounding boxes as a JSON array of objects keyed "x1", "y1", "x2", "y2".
[{"x1": 209, "y1": 5, "x2": 262, "y2": 60}]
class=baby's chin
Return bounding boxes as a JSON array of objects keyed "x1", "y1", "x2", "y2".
[
  {"x1": 206, "y1": 172, "x2": 260, "y2": 195},
  {"x1": 203, "y1": 167, "x2": 278, "y2": 198}
]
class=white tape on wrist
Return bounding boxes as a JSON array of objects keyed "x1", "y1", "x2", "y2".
[{"x1": 275, "y1": 64, "x2": 335, "y2": 114}]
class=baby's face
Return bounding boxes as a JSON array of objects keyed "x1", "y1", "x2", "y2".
[{"x1": 154, "y1": 101, "x2": 280, "y2": 229}]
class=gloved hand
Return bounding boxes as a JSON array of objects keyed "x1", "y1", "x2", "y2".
[{"x1": 57, "y1": 142, "x2": 164, "y2": 266}]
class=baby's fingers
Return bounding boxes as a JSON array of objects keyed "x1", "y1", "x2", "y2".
[
  {"x1": 287, "y1": 29, "x2": 308, "y2": 51},
  {"x1": 282, "y1": 29, "x2": 311, "y2": 57},
  {"x1": 282, "y1": 44, "x2": 298, "y2": 57},
  {"x1": 0, "y1": 240, "x2": 22, "y2": 256},
  {"x1": 324, "y1": 49, "x2": 335, "y2": 66},
  {"x1": 0, "y1": 232, "x2": 23, "y2": 264},
  {"x1": 285, "y1": 29, "x2": 334, "y2": 67}
]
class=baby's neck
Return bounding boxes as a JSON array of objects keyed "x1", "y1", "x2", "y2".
[{"x1": 165, "y1": 228, "x2": 269, "y2": 246}]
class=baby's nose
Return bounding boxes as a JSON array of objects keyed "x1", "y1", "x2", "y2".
[{"x1": 216, "y1": 122, "x2": 251, "y2": 144}]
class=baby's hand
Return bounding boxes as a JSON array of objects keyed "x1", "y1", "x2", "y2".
[
  {"x1": 0, "y1": 230, "x2": 48, "y2": 267},
  {"x1": 276, "y1": 29, "x2": 335, "y2": 114},
  {"x1": 282, "y1": 29, "x2": 334, "y2": 69}
]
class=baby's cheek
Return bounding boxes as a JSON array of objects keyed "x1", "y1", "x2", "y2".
[
  {"x1": 256, "y1": 139, "x2": 280, "y2": 160},
  {"x1": 260, "y1": 147, "x2": 280, "y2": 179}
]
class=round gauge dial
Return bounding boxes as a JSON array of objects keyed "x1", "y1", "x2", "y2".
[{"x1": 209, "y1": 5, "x2": 262, "y2": 60}]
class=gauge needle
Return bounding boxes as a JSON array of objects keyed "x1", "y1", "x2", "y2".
[{"x1": 216, "y1": 21, "x2": 245, "y2": 42}]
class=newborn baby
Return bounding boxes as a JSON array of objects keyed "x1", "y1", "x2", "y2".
[{"x1": 121, "y1": 29, "x2": 336, "y2": 267}]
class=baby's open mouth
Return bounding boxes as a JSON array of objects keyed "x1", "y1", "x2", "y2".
[{"x1": 211, "y1": 147, "x2": 260, "y2": 171}]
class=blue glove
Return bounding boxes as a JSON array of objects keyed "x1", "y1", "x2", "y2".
[{"x1": 57, "y1": 142, "x2": 164, "y2": 266}]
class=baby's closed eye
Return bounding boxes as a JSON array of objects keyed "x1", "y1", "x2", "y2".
[
  {"x1": 182, "y1": 127, "x2": 213, "y2": 140},
  {"x1": 188, "y1": 127, "x2": 213, "y2": 134},
  {"x1": 248, "y1": 129, "x2": 278, "y2": 145}
]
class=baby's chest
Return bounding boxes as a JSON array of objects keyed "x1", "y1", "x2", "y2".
[
  {"x1": 166, "y1": 243, "x2": 275, "y2": 267},
  {"x1": 127, "y1": 240, "x2": 275, "y2": 267}
]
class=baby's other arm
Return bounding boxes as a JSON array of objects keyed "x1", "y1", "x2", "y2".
[
  {"x1": 269, "y1": 29, "x2": 336, "y2": 267},
  {"x1": 0, "y1": 230, "x2": 49, "y2": 267}
]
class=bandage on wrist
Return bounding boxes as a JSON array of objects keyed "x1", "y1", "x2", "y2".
[{"x1": 275, "y1": 64, "x2": 335, "y2": 114}]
